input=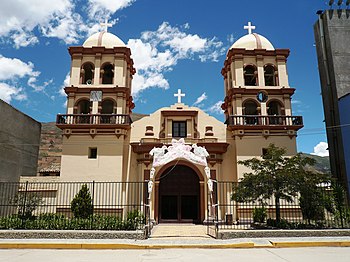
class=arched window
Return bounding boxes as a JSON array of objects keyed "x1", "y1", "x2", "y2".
[
  {"x1": 243, "y1": 100, "x2": 259, "y2": 125},
  {"x1": 81, "y1": 63, "x2": 94, "y2": 85},
  {"x1": 243, "y1": 100, "x2": 258, "y2": 115},
  {"x1": 244, "y1": 65, "x2": 257, "y2": 86},
  {"x1": 267, "y1": 100, "x2": 283, "y2": 125},
  {"x1": 267, "y1": 101, "x2": 282, "y2": 115},
  {"x1": 101, "y1": 99, "x2": 115, "y2": 123},
  {"x1": 77, "y1": 99, "x2": 91, "y2": 114},
  {"x1": 76, "y1": 99, "x2": 91, "y2": 124},
  {"x1": 264, "y1": 65, "x2": 277, "y2": 86},
  {"x1": 101, "y1": 99, "x2": 115, "y2": 114},
  {"x1": 101, "y1": 63, "x2": 114, "y2": 84}
]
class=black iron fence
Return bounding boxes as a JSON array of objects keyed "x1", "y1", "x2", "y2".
[
  {"x1": 0, "y1": 181, "x2": 148, "y2": 231},
  {"x1": 207, "y1": 181, "x2": 350, "y2": 237}
]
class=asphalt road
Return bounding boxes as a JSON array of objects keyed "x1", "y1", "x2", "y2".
[{"x1": 1, "y1": 247, "x2": 350, "y2": 262}]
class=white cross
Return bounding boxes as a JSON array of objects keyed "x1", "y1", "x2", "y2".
[
  {"x1": 100, "y1": 19, "x2": 112, "y2": 32},
  {"x1": 174, "y1": 89, "x2": 185, "y2": 103},
  {"x1": 244, "y1": 21, "x2": 256, "y2": 35}
]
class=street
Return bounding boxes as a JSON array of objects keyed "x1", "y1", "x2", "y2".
[{"x1": 1, "y1": 247, "x2": 350, "y2": 262}]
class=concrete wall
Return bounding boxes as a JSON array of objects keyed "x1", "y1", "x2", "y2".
[
  {"x1": 314, "y1": 9, "x2": 350, "y2": 195},
  {"x1": 0, "y1": 100, "x2": 41, "y2": 182}
]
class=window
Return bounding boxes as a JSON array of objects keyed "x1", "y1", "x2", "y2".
[
  {"x1": 101, "y1": 63, "x2": 114, "y2": 84},
  {"x1": 77, "y1": 100, "x2": 91, "y2": 114},
  {"x1": 267, "y1": 101, "x2": 282, "y2": 116},
  {"x1": 88, "y1": 147, "x2": 97, "y2": 159},
  {"x1": 267, "y1": 101, "x2": 283, "y2": 125},
  {"x1": 264, "y1": 65, "x2": 277, "y2": 86},
  {"x1": 81, "y1": 63, "x2": 94, "y2": 85},
  {"x1": 243, "y1": 100, "x2": 259, "y2": 125},
  {"x1": 244, "y1": 65, "x2": 257, "y2": 86},
  {"x1": 172, "y1": 121, "x2": 187, "y2": 138},
  {"x1": 262, "y1": 148, "x2": 269, "y2": 159}
]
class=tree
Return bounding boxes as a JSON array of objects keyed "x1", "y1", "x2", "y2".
[
  {"x1": 71, "y1": 184, "x2": 93, "y2": 219},
  {"x1": 232, "y1": 144, "x2": 318, "y2": 223},
  {"x1": 299, "y1": 179, "x2": 327, "y2": 223}
]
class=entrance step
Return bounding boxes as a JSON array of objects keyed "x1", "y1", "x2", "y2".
[{"x1": 150, "y1": 224, "x2": 210, "y2": 238}]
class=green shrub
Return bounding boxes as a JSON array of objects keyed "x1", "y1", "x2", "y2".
[
  {"x1": 0, "y1": 211, "x2": 145, "y2": 230},
  {"x1": 10, "y1": 193, "x2": 43, "y2": 219},
  {"x1": 70, "y1": 184, "x2": 93, "y2": 219},
  {"x1": 252, "y1": 207, "x2": 267, "y2": 223}
]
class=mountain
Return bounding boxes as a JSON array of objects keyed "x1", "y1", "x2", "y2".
[{"x1": 301, "y1": 153, "x2": 331, "y2": 174}]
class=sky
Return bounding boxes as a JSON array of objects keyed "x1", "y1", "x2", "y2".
[{"x1": 0, "y1": 0, "x2": 337, "y2": 156}]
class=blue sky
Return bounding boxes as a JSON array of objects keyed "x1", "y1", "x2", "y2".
[{"x1": 0, "y1": 0, "x2": 335, "y2": 155}]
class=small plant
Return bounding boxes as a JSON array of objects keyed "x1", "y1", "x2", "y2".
[
  {"x1": 252, "y1": 207, "x2": 267, "y2": 223},
  {"x1": 10, "y1": 193, "x2": 43, "y2": 219},
  {"x1": 70, "y1": 184, "x2": 93, "y2": 219}
]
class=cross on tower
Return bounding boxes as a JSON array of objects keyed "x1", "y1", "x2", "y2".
[
  {"x1": 100, "y1": 19, "x2": 112, "y2": 32},
  {"x1": 244, "y1": 21, "x2": 256, "y2": 35},
  {"x1": 174, "y1": 89, "x2": 185, "y2": 103}
]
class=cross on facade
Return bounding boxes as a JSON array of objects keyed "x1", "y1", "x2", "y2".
[
  {"x1": 174, "y1": 89, "x2": 185, "y2": 103},
  {"x1": 100, "y1": 19, "x2": 112, "y2": 32},
  {"x1": 244, "y1": 21, "x2": 256, "y2": 35}
]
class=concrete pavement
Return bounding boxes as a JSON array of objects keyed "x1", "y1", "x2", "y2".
[{"x1": 2, "y1": 247, "x2": 350, "y2": 262}]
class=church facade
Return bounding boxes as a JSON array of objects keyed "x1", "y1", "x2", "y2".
[{"x1": 56, "y1": 23, "x2": 303, "y2": 223}]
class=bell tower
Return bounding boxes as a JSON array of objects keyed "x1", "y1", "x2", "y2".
[
  {"x1": 221, "y1": 22, "x2": 303, "y2": 179},
  {"x1": 57, "y1": 23, "x2": 135, "y2": 181}
]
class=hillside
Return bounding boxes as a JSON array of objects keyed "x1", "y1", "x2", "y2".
[
  {"x1": 36, "y1": 122, "x2": 331, "y2": 175},
  {"x1": 37, "y1": 122, "x2": 62, "y2": 175}
]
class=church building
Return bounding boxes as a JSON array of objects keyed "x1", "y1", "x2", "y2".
[{"x1": 56, "y1": 22, "x2": 303, "y2": 223}]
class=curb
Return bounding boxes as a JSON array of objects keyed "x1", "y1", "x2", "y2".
[
  {"x1": 1, "y1": 241, "x2": 350, "y2": 249},
  {"x1": 270, "y1": 241, "x2": 350, "y2": 248},
  {"x1": 0, "y1": 242, "x2": 254, "y2": 249}
]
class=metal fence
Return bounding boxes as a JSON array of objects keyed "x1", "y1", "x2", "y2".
[
  {"x1": 0, "y1": 181, "x2": 148, "y2": 231},
  {"x1": 207, "y1": 181, "x2": 350, "y2": 237}
]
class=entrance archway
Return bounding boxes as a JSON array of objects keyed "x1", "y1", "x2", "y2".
[{"x1": 157, "y1": 165, "x2": 201, "y2": 223}]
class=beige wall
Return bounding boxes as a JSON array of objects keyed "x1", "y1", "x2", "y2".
[
  {"x1": 60, "y1": 135, "x2": 127, "y2": 182},
  {"x1": 235, "y1": 135, "x2": 297, "y2": 179}
]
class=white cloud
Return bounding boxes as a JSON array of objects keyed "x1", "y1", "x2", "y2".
[
  {"x1": 0, "y1": 0, "x2": 136, "y2": 48},
  {"x1": 207, "y1": 100, "x2": 224, "y2": 114},
  {"x1": 59, "y1": 72, "x2": 70, "y2": 96},
  {"x1": 0, "y1": 0, "x2": 86, "y2": 48},
  {"x1": 128, "y1": 22, "x2": 225, "y2": 96},
  {"x1": 87, "y1": 0, "x2": 135, "y2": 20},
  {"x1": 0, "y1": 55, "x2": 50, "y2": 101},
  {"x1": 193, "y1": 92, "x2": 207, "y2": 106},
  {"x1": 0, "y1": 56, "x2": 38, "y2": 81},
  {"x1": 291, "y1": 100, "x2": 302, "y2": 104},
  {"x1": 0, "y1": 83, "x2": 27, "y2": 103},
  {"x1": 311, "y1": 142, "x2": 329, "y2": 157}
]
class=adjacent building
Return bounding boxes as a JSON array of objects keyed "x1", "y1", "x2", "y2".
[
  {"x1": 0, "y1": 99, "x2": 41, "y2": 182},
  {"x1": 314, "y1": 9, "x2": 350, "y2": 199}
]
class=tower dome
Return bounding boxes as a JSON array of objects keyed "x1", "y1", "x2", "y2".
[
  {"x1": 83, "y1": 31, "x2": 126, "y2": 48},
  {"x1": 230, "y1": 33, "x2": 274, "y2": 50}
]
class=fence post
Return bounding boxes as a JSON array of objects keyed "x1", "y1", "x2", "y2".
[
  {"x1": 21, "y1": 181, "x2": 29, "y2": 228},
  {"x1": 91, "y1": 180, "x2": 95, "y2": 229}
]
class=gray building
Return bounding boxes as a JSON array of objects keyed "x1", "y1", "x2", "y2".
[
  {"x1": 0, "y1": 99, "x2": 41, "y2": 182},
  {"x1": 314, "y1": 8, "x2": 350, "y2": 199}
]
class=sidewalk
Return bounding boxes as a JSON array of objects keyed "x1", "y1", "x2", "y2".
[{"x1": 1, "y1": 236, "x2": 350, "y2": 249}]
